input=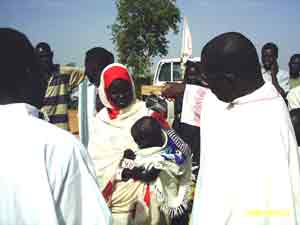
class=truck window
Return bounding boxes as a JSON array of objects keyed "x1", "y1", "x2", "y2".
[
  {"x1": 158, "y1": 63, "x2": 171, "y2": 81},
  {"x1": 173, "y1": 62, "x2": 183, "y2": 81}
]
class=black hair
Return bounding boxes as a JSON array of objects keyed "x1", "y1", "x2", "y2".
[
  {"x1": 201, "y1": 32, "x2": 261, "y2": 80},
  {"x1": 85, "y1": 47, "x2": 114, "y2": 65},
  {"x1": 262, "y1": 42, "x2": 278, "y2": 58},
  {"x1": 290, "y1": 108, "x2": 300, "y2": 146},
  {"x1": 290, "y1": 54, "x2": 300, "y2": 62},
  {"x1": 131, "y1": 116, "x2": 164, "y2": 148},
  {"x1": 0, "y1": 28, "x2": 45, "y2": 108}
]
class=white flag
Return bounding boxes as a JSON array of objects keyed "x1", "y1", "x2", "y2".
[{"x1": 181, "y1": 16, "x2": 192, "y2": 65}]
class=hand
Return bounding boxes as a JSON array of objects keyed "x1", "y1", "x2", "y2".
[
  {"x1": 123, "y1": 149, "x2": 136, "y2": 160},
  {"x1": 161, "y1": 83, "x2": 185, "y2": 99}
]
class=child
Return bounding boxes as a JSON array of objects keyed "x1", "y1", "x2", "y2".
[{"x1": 117, "y1": 116, "x2": 192, "y2": 225}]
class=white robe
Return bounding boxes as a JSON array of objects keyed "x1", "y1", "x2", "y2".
[
  {"x1": 192, "y1": 82, "x2": 300, "y2": 225},
  {"x1": 0, "y1": 103, "x2": 112, "y2": 225},
  {"x1": 78, "y1": 78, "x2": 97, "y2": 147}
]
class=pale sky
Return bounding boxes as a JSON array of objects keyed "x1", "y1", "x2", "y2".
[{"x1": 1, "y1": 0, "x2": 300, "y2": 71}]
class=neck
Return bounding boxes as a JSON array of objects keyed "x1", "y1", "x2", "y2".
[{"x1": 234, "y1": 78, "x2": 265, "y2": 101}]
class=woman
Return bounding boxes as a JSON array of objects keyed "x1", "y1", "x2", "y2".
[{"x1": 89, "y1": 63, "x2": 192, "y2": 225}]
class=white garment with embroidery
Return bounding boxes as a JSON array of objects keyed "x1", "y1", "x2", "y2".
[
  {"x1": 181, "y1": 84, "x2": 208, "y2": 127},
  {"x1": 192, "y1": 82, "x2": 300, "y2": 225},
  {"x1": 0, "y1": 103, "x2": 112, "y2": 225}
]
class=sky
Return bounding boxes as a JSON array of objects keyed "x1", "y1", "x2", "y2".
[{"x1": 1, "y1": 0, "x2": 300, "y2": 71}]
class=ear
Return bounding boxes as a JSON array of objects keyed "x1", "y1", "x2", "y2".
[{"x1": 223, "y1": 73, "x2": 236, "y2": 81}]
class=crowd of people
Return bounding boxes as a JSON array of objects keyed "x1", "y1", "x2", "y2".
[{"x1": 0, "y1": 27, "x2": 300, "y2": 225}]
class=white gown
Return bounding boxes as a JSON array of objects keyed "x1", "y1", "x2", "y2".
[
  {"x1": 0, "y1": 103, "x2": 112, "y2": 225},
  {"x1": 192, "y1": 82, "x2": 300, "y2": 225}
]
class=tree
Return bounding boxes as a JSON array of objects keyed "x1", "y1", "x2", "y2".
[{"x1": 111, "y1": 0, "x2": 181, "y2": 77}]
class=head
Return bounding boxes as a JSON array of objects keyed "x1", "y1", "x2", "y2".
[
  {"x1": 131, "y1": 116, "x2": 164, "y2": 149},
  {"x1": 261, "y1": 42, "x2": 278, "y2": 70},
  {"x1": 201, "y1": 32, "x2": 263, "y2": 103},
  {"x1": 35, "y1": 42, "x2": 54, "y2": 74},
  {"x1": 289, "y1": 54, "x2": 300, "y2": 79},
  {"x1": 184, "y1": 60, "x2": 207, "y2": 86},
  {"x1": 0, "y1": 28, "x2": 46, "y2": 108},
  {"x1": 99, "y1": 63, "x2": 135, "y2": 110},
  {"x1": 85, "y1": 47, "x2": 114, "y2": 87},
  {"x1": 290, "y1": 108, "x2": 300, "y2": 146}
]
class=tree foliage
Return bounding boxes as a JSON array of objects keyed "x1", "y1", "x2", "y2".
[{"x1": 111, "y1": 0, "x2": 181, "y2": 77}]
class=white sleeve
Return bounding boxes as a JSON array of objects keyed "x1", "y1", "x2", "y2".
[{"x1": 56, "y1": 141, "x2": 112, "y2": 225}]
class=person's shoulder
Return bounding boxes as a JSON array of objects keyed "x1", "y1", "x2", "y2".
[{"x1": 29, "y1": 116, "x2": 83, "y2": 150}]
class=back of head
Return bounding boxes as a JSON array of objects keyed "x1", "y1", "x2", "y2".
[
  {"x1": 85, "y1": 47, "x2": 114, "y2": 65},
  {"x1": 131, "y1": 116, "x2": 164, "y2": 148},
  {"x1": 201, "y1": 32, "x2": 263, "y2": 102},
  {"x1": 202, "y1": 32, "x2": 261, "y2": 78},
  {"x1": 290, "y1": 108, "x2": 300, "y2": 146},
  {"x1": 85, "y1": 47, "x2": 114, "y2": 86},
  {"x1": 0, "y1": 28, "x2": 46, "y2": 108}
]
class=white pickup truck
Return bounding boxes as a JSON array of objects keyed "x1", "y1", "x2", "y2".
[
  {"x1": 141, "y1": 57, "x2": 200, "y2": 125},
  {"x1": 153, "y1": 57, "x2": 200, "y2": 85}
]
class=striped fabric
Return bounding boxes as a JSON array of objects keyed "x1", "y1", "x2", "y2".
[
  {"x1": 41, "y1": 65, "x2": 85, "y2": 130},
  {"x1": 165, "y1": 128, "x2": 191, "y2": 157}
]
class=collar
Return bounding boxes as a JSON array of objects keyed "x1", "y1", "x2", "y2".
[
  {"x1": 0, "y1": 103, "x2": 47, "y2": 120},
  {"x1": 227, "y1": 82, "x2": 280, "y2": 110}
]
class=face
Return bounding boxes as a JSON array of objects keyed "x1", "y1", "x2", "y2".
[
  {"x1": 107, "y1": 79, "x2": 133, "y2": 109},
  {"x1": 201, "y1": 58, "x2": 236, "y2": 102},
  {"x1": 289, "y1": 57, "x2": 300, "y2": 79},
  {"x1": 36, "y1": 52, "x2": 53, "y2": 73},
  {"x1": 84, "y1": 58, "x2": 108, "y2": 87},
  {"x1": 261, "y1": 48, "x2": 276, "y2": 70},
  {"x1": 185, "y1": 62, "x2": 208, "y2": 87},
  {"x1": 85, "y1": 59, "x2": 99, "y2": 86}
]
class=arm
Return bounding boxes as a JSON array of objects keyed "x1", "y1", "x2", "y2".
[
  {"x1": 55, "y1": 142, "x2": 112, "y2": 225},
  {"x1": 61, "y1": 65, "x2": 86, "y2": 90},
  {"x1": 270, "y1": 62, "x2": 286, "y2": 97}
]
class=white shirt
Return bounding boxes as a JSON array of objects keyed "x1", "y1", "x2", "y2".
[
  {"x1": 181, "y1": 84, "x2": 209, "y2": 127},
  {"x1": 192, "y1": 82, "x2": 300, "y2": 225},
  {"x1": 287, "y1": 85, "x2": 300, "y2": 109},
  {"x1": 261, "y1": 68, "x2": 290, "y2": 92},
  {"x1": 0, "y1": 103, "x2": 112, "y2": 225}
]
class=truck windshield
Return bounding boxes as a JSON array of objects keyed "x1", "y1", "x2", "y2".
[
  {"x1": 158, "y1": 62, "x2": 183, "y2": 82},
  {"x1": 159, "y1": 63, "x2": 171, "y2": 81},
  {"x1": 173, "y1": 62, "x2": 183, "y2": 81}
]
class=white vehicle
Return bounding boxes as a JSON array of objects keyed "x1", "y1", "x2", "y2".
[{"x1": 153, "y1": 57, "x2": 200, "y2": 85}]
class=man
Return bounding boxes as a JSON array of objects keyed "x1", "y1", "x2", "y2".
[
  {"x1": 286, "y1": 54, "x2": 300, "y2": 108},
  {"x1": 261, "y1": 42, "x2": 289, "y2": 94},
  {"x1": 290, "y1": 108, "x2": 300, "y2": 146},
  {"x1": 78, "y1": 47, "x2": 114, "y2": 147},
  {"x1": 289, "y1": 54, "x2": 300, "y2": 88},
  {"x1": 36, "y1": 42, "x2": 85, "y2": 131},
  {"x1": 192, "y1": 32, "x2": 300, "y2": 225},
  {"x1": 162, "y1": 61, "x2": 204, "y2": 176},
  {"x1": 0, "y1": 28, "x2": 111, "y2": 225}
]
